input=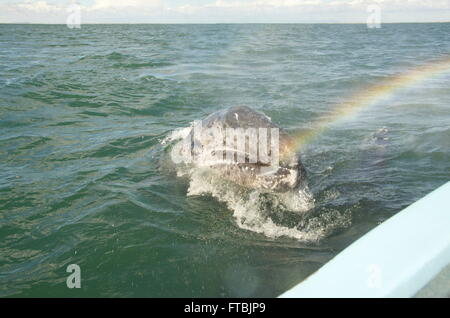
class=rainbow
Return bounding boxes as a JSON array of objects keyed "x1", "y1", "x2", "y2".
[{"x1": 287, "y1": 56, "x2": 450, "y2": 155}]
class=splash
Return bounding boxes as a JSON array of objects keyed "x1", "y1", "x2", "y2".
[
  {"x1": 288, "y1": 56, "x2": 450, "y2": 155},
  {"x1": 161, "y1": 125, "x2": 193, "y2": 145},
  {"x1": 186, "y1": 166, "x2": 317, "y2": 240},
  {"x1": 162, "y1": 125, "x2": 351, "y2": 242}
]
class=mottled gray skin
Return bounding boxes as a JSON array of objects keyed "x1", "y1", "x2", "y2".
[{"x1": 184, "y1": 106, "x2": 307, "y2": 192}]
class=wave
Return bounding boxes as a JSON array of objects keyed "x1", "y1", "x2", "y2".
[{"x1": 78, "y1": 51, "x2": 128, "y2": 61}]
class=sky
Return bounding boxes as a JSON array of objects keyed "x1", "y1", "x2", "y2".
[{"x1": 0, "y1": 0, "x2": 449, "y2": 24}]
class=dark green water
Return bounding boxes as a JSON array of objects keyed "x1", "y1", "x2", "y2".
[{"x1": 0, "y1": 24, "x2": 449, "y2": 297}]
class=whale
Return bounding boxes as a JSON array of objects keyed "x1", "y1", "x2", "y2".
[{"x1": 171, "y1": 106, "x2": 307, "y2": 193}]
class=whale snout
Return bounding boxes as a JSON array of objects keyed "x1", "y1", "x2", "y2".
[{"x1": 257, "y1": 158, "x2": 305, "y2": 192}]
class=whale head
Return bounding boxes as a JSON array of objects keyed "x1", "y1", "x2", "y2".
[{"x1": 172, "y1": 106, "x2": 308, "y2": 193}]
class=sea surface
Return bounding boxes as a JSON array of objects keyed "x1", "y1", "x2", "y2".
[{"x1": 0, "y1": 23, "x2": 449, "y2": 297}]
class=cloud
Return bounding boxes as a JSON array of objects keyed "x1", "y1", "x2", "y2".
[
  {"x1": 0, "y1": 0, "x2": 449, "y2": 23},
  {"x1": 87, "y1": 0, "x2": 163, "y2": 11},
  {"x1": 184, "y1": 0, "x2": 450, "y2": 11},
  {"x1": 170, "y1": 0, "x2": 450, "y2": 22},
  {"x1": 16, "y1": 1, "x2": 60, "y2": 12}
]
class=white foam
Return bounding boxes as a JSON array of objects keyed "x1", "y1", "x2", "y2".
[
  {"x1": 184, "y1": 165, "x2": 324, "y2": 241},
  {"x1": 163, "y1": 126, "x2": 350, "y2": 242},
  {"x1": 161, "y1": 125, "x2": 193, "y2": 145}
]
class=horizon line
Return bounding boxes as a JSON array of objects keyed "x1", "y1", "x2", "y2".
[{"x1": 1, "y1": 21, "x2": 449, "y2": 25}]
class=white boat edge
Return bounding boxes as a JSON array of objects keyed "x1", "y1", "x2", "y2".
[{"x1": 279, "y1": 181, "x2": 450, "y2": 298}]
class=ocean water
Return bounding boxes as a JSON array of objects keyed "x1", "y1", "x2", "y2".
[{"x1": 0, "y1": 23, "x2": 449, "y2": 297}]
